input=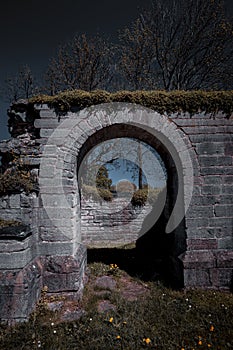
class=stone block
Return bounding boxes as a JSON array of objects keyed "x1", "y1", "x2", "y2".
[
  {"x1": 187, "y1": 239, "x2": 218, "y2": 250},
  {"x1": 214, "y1": 204, "x2": 233, "y2": 217},
  {"x1": 87, "y1": 114, "x2": 103, "y2": 130},
  {"x1": 184, "y1": 269, "x2": 211, "y2": 287},
  {"x1": 0, "y1": 248, "x2": 33, "y2": 269},
  {"x1": 222, "y1": 185, "x2": 233, "y2": 194},
  {"x1": 223, "y1": 175, "x2": 233, "y2": 184},
  {"x1": 9, "y1": 194, "x2": 21, "y2": 208},
  {"x1": 0, "y1": 258, "x2": 43, "y2": 322},
  {"x1": 200, "y1": 156, "x2": 232, "y2": 167},
  {"x1": 0, "y1": 235, "x2": 32, "y2": 253},
  {"x1": 201, "y1": 185, "x2": 221, "y2": 195},
  {"x1": 187, "y1": 205, "x2": 213, "y2": 218},
  {"x1": 201, "y1": 166, "x2": 233, "y2": 175},
  {"x1": 39, "y1": 226, "x2": 73, "y2": 242},
  {"x1": 40, "y1": 144, "x2": 58, "y2": 156},
  {"x1": 190, "y1": 195, "x2": 216, "y2": 206},
  {"x1": 190, "y1": 134, "x2": 233, "y2": 143},
  {"x1": 186, "y1": 227, "x2": 217, "y2": 239},
  {"x1": 40, "y1": 128, "x2": 54, "y2": 138},
  {"x1": 216, "y1": 251, "x2": 233, "y2": 268},
  {"x1": 196, "y1": 142, "x2": 225, "y2": 155},
  {"x1": 216, "y1": 195, "x2": 233, "y2": 205},
  {"x1": 211, "y1": 217, "x2": 233, "y2": 228},
  {"x1": 218, "y1": 237, "x2": 233, "y2": 250},
  {"x1": 34, "y1": 119, "x2": 60, "y2": 128},
  {"x1": 182, "y1": 250, "x2": 215, "y2": 269},
  {"x1": 210, "y1": 268, "x2": 233, "y2": 289},
  {"x1": 225, "y1": 143, "x2": 233, "y2": 156},
  {"x1": 38, "y1": 109, "x2": 56, "y2": 118},
  {"x1": 185, "y1": 217, "x2": 209, "y2": 228},
  {"x1": 38, "y1": 242, "x2": 74, "y2": 256},
  {"x1": 203, "y1": 176, "x2": 222, "y2": 185},
  {"x1": 42, "y1": 246, "x2": 86, "y2": 294},
  {"x1": 41, "y1": 194, "x2": 73, "y2": 208}
]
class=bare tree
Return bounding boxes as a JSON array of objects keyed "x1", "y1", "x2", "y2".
[
  {"x1": 118, "y1": 0, "x2": 233, "y2": 90},
  {"x1": 44, "y1": 34, "x2": 115, "y2": 94},
  {"x1": 118, "y1": 19, "x2": 157, "y2": 90},
  {"x1": 80, "y1": 138, "x2": 166, "y2": 191},
  {"x1": 4, "y1": 65, "x2": 37, "y2": 102}
]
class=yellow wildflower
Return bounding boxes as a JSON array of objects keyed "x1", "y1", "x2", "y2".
[
  {"x1": 198, "y1": 340, "x2": 202, "y2": 345},
  {"x1": 207, "y1": 344, "x2": 212, "y2": 348},
  {"x1": 109, "y1": 317, "x2": 113, "y2": 323},
  {"x1": 143, "y1": 338, "x2": 151, "y2": 344},
  {"x1": 210, "y1": 325, "x2": 214, "y2": 332},
  {"x1": 116, "y1": 335, "x2": 121, "y2": 339}
]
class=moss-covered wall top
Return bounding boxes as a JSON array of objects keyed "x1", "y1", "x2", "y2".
[{"x1": 29, "y1": 90, "x2": 233, "y2": 117}]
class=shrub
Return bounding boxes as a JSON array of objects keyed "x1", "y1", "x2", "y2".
[
  {"x1": 0, "y1": 152, "x2": 37, "y2": 196},
  {"x1": 82, "y1": 184, "x2": 99, "y2": 200},
  {"x1": 0, "y1": 169, "x2": 35, "y2": 196},
  {"x1": 98, "y1": 188, "x2": 113, "y2": 201},
  {"x1": 82, "y1": 184, "x2": 113, "y2": 202},
  {"x1": 131, "y1": 188, "x2": 162, "y2": 207},
  {"x1": 131, "y1": 189, "x2": 148, "y2": 206}
]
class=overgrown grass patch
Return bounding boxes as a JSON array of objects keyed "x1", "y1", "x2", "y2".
[{"x1": 0, "y1": 263, "x2": 232, "y2": 349}]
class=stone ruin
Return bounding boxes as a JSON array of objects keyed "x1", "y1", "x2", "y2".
[{"x1": 0, "y1": 99, "x2": 232, "y2": 322}]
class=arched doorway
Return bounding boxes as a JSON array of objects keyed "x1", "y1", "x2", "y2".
[
  {"x1": 76, "y1": 121, "x2": 190, "y2": 288},
  {"x1": 40, "y1": 102, "x2": 195, "y2": 290}
]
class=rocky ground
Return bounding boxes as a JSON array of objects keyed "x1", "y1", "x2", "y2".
[{"x1": 44, "y1": 264, "x2": 150, "y2": 324}]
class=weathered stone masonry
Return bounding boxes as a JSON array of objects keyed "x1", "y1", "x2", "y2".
[
  {"x1": 81, "y1": 197, "x2": 152, "y2": 247},
  {"x1": 0, "y1": 100, "x2": 232, "y2": 322}
]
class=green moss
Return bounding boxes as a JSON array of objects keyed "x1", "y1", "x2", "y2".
[
  {"x1": 0, "y1": 170, "x2": 35, "y2": 196},
  {"x1": 0, "y1": 218, "x2": 21, "y2": 228},
  {"x1": 29, "y1": 89, "x2": 233, "y2": 117},
  {"x1": 0, "y1": 154, "x2": 37, "y2": 196}
]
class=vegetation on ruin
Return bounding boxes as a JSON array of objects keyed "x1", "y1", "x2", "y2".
[
  {"x1": 0, "y1": 169, "x2": 35, "y2": 196},
  {"x1": 131, "y1": 187, "x2": 161, "y2": 207},
  {"x1": 0, "y1": 152, "x2": 37, "y2": 196},
  {"x1": 0, "y1": 262, "x2": 232, "y2": 349},
  {"x1": 0, "y1": 218, "x2": 21, "y2": 228},
  {"x1": 82, "y1": 184, "x2": 113, "y2": 202},
  {"x1": 29, "y1": 89, "x2": 233, "y2": 117},
  {"x1": 81, "y1": 184, "x2": 162, "y2": 206}
]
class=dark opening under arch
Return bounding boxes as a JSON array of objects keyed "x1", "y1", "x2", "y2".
[{"x1": 77, "y1": 123, "x2": 186, "y2": 289}]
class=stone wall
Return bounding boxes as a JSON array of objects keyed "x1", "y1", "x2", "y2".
[
  {"x1": 0, "y1": 192, "x2": 38, "y2": 225},
  {"x1": 0, "y1": 101, "x2": 232, "y2": 322},
  {"x1": 33, "y1": 103, "x2": 233, "y2": 291},
  {"x1": 81, "y1": 197, "x2": 152, "y2": 247},
  {"x1": 168, "y1": 113, "x2": 233, "y2": 289}
]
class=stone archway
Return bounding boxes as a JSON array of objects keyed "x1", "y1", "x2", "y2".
[
  {"x1": 1, "y1": 99, "x2": 232, "y2": 322},
  {"x1": 39, "y1": 102, "x2": 196, "y2": 289}
]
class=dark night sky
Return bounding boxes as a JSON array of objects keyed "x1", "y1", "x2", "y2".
[{"x1": 0, "y1": 0, "x2": 232, "y2": 141}]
